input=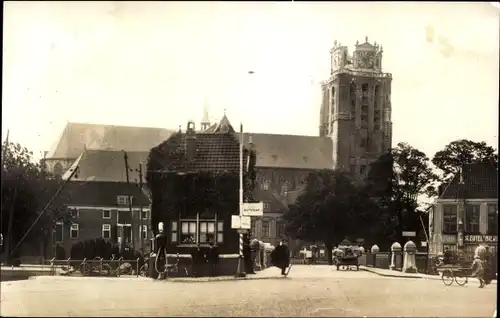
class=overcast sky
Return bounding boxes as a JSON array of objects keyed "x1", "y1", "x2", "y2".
[{"x1": 2, "y1": 2, "x2": 499, "y2": 160}]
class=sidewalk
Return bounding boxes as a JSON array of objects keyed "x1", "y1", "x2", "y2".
[
  {"x1": 27, "y1": 267, "x2": 285, "y2": 283},
  {"x1": 360, "y1": 266, "x2": 497, "y2": 283}
]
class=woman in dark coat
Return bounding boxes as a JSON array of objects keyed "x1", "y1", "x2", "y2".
[{"x1": 271, "y1": 239, "x2": 290, "y2": 276}]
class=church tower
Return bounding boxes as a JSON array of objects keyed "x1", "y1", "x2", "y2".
[
  {"x1": 319, "y1": 37, "x2": 393, "y2": 178},
  {"x1": 200, "y1": 97, "x2": 211, "y2": 131}
]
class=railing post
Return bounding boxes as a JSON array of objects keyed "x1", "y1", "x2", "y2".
[
  {"x1": 118, "y1": 257, "x2": 123, "y2": 277},
  {"x1": 100, "y1": 257, "x2": 103, "y2": 276},
  {"x1": 50, "y1": 257, "x2": 55, "y2": 276},
  {"x1": 136, "y1": 258, "x2": 140, "y2": 277}
]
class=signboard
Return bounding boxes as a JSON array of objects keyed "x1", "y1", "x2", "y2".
[
  {"x1": 241, "y1": 202, "x2": 264, "y2": 217},
  {"x1": 231, "y1": 215, "x2": 251, "y2": 229},
  {"x1": 464, "y1": 235, "x2": 498, "y2": 244},
  {"x1": 442, "y1": 235, "x2": 457, "y2": 244},
  {"x1": 402, "y1": 231, "x2": 416, "y2": 237}
]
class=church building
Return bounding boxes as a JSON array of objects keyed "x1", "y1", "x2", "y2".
[{"x1": 43, "y1": 37, "x2": 393, "y2": 252}]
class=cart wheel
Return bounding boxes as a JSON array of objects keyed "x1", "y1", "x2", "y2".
[
  {"x1": 441, "y1": 270, "x2": 454, "y2": 286},
  {"x1": 454, "y1": 273, "x2": 468, "y2": 286}
]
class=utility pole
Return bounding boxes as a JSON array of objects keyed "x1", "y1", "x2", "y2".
[
  {"x1": 138, "y1": 162, "x2": 144, "y2": 252},
  {"x1": 123, "y1": 151, "x2": 135, "y2": 251}
]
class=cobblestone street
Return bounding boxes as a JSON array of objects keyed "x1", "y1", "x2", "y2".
[{"x1": 1, "y1": 266, "x2": 496, "y2": 317}]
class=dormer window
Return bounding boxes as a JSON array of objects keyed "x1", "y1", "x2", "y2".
[{"x1": 117, "y1": 195, "x2": 132, "y2": 206}]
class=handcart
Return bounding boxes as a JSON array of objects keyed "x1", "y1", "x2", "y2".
[{"x1": 437, "y1": 266, "x2": 472, "y2": 286}]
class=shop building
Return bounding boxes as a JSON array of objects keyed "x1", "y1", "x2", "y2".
[{"x1": 429, "y1": 162, "x2": 498, "y2": 261}]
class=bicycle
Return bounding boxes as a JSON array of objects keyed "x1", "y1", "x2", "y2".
[{"x1": 164, "y1": 253, "x2": 188, "y2": 278}]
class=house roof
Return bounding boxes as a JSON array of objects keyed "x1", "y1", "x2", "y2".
[
  {"x1": 47, "y1": 122, "x2": 175, "y2": 159},
  {"x1": 62, "y1": 181, "x2": 150, "y2": 207},
  {"x1": 439, "y1": 163, "x2": 498, "y2": 200},
  {"x1": 149, "y1": 130, "x2": 249, "y2": 173},
  {"x1": 63, "y1": 149, "x2": 149, "y2": 183}
]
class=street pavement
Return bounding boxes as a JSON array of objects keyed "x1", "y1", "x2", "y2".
[{"x1": 1, "y1": 265, "x2": 496, "y2": 317}]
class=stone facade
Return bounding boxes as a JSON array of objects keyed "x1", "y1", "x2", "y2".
[{"x1": 319, "y1": 38, "x2": 393, "y2": 177}]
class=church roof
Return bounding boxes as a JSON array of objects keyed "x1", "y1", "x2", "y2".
[
  {"x1": 46, "y1": 122, "x2": 175, "y2": 159},
  {"x1": 203, "y1": 115, "x2": 333, "y2": 170},
  {"x1": 238, "y1": 133, "x2": 332, "y2": 170}
]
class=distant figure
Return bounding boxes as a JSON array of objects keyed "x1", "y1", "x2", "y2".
[
  {"x1": 243, "y1": 234, "x2": 255, "y2": 274},
  {"x1": 206, "y1": 241, "x2": 220, "y2": 277},
  {"x1": 481, "y1": 246, "x2": 493, "y2": 285},
  {"x1": 471, "y1": 255, "x2": 485, "y2": 288},
  {"x1": 271, "y1": 239, "x2": 290, "y2": 276},
  {"x1": 443, "y1": 247, "x2": 452, "y2": 265}
]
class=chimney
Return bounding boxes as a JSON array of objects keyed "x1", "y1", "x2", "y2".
[{"x1": 186, "y1": 120, "x2": 196, "y2": 162}]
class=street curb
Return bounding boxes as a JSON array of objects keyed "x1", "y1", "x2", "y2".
[
  {"x1": 359, "y1": 267, "x2": 425, "y2": 279},
  {"x1": 167, "y1": 275, "x2": 284, "y2": 283}
]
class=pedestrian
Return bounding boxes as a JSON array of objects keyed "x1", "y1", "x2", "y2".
[
  {"x1": 206, "y1": 240, "x2": 219, "y2": 277},
  {"x1": 243, "y1": 233, "x2": 255, "y2": 274},
  {"x1": 271, "y1": 239, "x2": 290, "y2": 276},
  {"x1": 443, "y1": 247, "x2": 452, "y2": 265},
  {"x1": 470, "y1": 255, "x2": 485, "y2": 288},
  {"x1": 481, "y1": 246, "x2": 493, "y2": 285}
]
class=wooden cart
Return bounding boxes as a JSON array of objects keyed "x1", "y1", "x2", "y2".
[{"x1": 333, "y1": 244, "x2": 361, "y2": 271}]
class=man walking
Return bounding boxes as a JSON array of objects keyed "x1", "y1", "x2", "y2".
[{"x1": 271, "y1": 239, "x2": 290, "y2": 276}]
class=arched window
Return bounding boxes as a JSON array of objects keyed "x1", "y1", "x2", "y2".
[{"x1": 53, "y1": 162, "x2": 63, "y2": 177}]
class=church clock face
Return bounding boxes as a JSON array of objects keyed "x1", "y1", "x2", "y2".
[{"x1": 358, "y1": 51, "x2": 375, "y2": 69}]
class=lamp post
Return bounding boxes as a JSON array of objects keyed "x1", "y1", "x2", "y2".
[{"x1": 235, "y1": 122, "x2": 246, "y2": 278}]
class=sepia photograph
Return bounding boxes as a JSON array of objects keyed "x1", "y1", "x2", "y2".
[{"x1": 1, "y1": 1, "x2": 498, "y2": 317}]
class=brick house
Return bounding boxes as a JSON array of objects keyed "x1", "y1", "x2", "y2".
[
  {"x1": 429, "y1": 163, "x2": 498, "y2": 261},
  {"x1": 147, "y1": 118, "x2": 254, "y2": 257},
  {"x1": 53, "y1": 181, "x2": 151, "y2": 258}
]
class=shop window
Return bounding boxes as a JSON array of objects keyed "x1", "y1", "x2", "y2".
[{"x1": 177, "y1": 219, "x2": 224, "y2": 245}]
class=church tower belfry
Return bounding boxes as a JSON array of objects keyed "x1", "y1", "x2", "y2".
[
  {"x1": 200, "y1": 97, "x2": 211, "y2": 131},
  {"x1": 319, "y1": 37, "x2": 393, "y2": 178}
]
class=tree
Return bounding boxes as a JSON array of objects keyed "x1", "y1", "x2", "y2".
[
  {"x1": 432, "y1": 139, "x2": 498, "y2": 181},
  {"x1": 1, "y1": 141, "x2": 69, "y2": 260},
  {"x1": 366, "y1": 142, "x2": 438, "y2": 244},
  {"x1": 284, "y1": 170, "x2": 378, "y2": 264}
]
